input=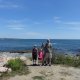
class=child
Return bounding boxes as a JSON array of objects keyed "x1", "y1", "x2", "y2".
[
  {"x1": 38, "y1": 48, "x2": 44, "y2": 66},
  {"x1": 32, "y1": 45, "x2": 38, "y2": 65}
]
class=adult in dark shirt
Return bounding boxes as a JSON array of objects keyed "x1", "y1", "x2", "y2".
[{"x1": 32, "y1": 45, "x2": 38, "y2": 65}]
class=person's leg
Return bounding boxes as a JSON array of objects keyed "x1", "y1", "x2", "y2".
[
  {"x1": 48, "y1": 58, "x2": 51, "y2": 66},
  {"x1": 46, "y1": 57, "x2": 48, "y2": 65},
  {"x1": 47, "y1": 53, "x2": 52, "y2": 66},
  {"x1": 33, "y1": 55, "x2": 36, "y2": 65},
  {"x1": 39, "y1": 60, "x2": 42, "y2": 66},
  {"x1": 35, "y1": 54, "x2": 37, "y2": 65},
  {"x1": 42, "y1": 54, "x2": 46, "y2": 65},
  {"x1": 45, "y1": 53, "x2": 50, "y2": 66},
  {"x1": 32, "y1": 56, "x2": 34, "y2": 65},
  {"x1": 33, "y1": 59, "x2": 35, "y2": 65}
]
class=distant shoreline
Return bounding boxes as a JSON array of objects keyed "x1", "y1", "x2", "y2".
[{"x1": 0, "y1": 50, "x2": 32, "y2": 53}]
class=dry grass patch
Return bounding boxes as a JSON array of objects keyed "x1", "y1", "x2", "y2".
[
  {"x1": 60, "y1": 78, "x2": 66, "y2": 80},
  {"x1": 40, "y1": 70, "x2": 53, "y2": 77},
  {"x1": 32, "y1": 76, "x2": 45, "y2": 80},
  {"x1": 59, "y1": 71, "x2": 72, "y2": 76}
]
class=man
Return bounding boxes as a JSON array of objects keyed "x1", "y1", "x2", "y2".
[{"x1": 43, "y1": 39, "x2": 52, "y2": 66}]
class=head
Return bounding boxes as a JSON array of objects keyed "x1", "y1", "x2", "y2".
[
  {"x1": 40, "y1": 48, "x2": 42, "y2": 51},
  {"x1": 34, "y1": 45, "x2": 37, "y2": 48},
  {"x1": 47, "y1": 39, "x2": 50, "y2": 43}
]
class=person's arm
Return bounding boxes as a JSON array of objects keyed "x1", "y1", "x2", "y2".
[
  {"x1": 50, "y1": 43, "x2": 53, "y2": 53},
  {"x1": 32, "y1": 49, "x2": 34, "y2": 58},
  {"x1": 50, "y1": 43, "x2": 52, "y2": 49}
]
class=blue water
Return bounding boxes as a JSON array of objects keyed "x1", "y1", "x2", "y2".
[{"x1": 0, "y1": 38, "x2": 80, "y2": 54}]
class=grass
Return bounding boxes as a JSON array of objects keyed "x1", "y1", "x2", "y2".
[
  {"x1": 60, "y1": 78, "x2": 66, "y2": 80},
  {"x1": 0, "y1": 58, "x2": 30, "y2": 80},
  {"x1": 40, "y1": 71, "x2": 53, "y2": 77},
  {"x1": 32, "y1": 76, "x2": 45, "y2": 80},
  {"x1": 29, "y1": 57, "x2": 32, "y2": 61},
  {"x1": 51, "y1": 53, "x2": 80, "y2": 67}
]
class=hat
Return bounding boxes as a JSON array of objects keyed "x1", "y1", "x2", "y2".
[
  {"x1": 47, "y1": 39, "x2": 50, "y2": 42},
  {"x1": 34, "y1": 45, "x2": 37, "y2": 47}
]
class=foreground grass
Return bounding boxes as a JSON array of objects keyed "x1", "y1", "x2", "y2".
[
  {"x1": 0, "y1": 58, "x2": 30, "y2": 80},
  {"x1": 52, "y1": 53, "x2": 80, "y2": 67},
  {"x1": 29, "y1": 53, "x2": 80, "y2": 68},
  {"x1": 32, "y1": 76, "x2": 45, "y2": 80}
]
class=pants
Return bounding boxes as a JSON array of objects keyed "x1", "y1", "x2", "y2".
[{"x1": 43, "y1": 53, "x2": 52, "y2": 65}]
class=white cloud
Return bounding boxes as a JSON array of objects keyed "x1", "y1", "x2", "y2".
[
  {"x1": 54, "y1": 20, "x2": 61, "y2": 23},
  {"x1": 9, "y1": 27, "x2": 24, "y2": 30},
  {"x1": 21, "y1": 32, "x2": 53, "y2": 39},
  {"x1": 53, "y1": 16, "x2": 61, "y2": 23},
  {"x1": 2, "y1": 19, "x2": 27, "y2": 30},
  {"x1": 54, "y1": 16, "x2": 60, "y2": 20},
  {"x1": 58, "y1": 21, "x2": 80, "y2": 31},
  {"x1": 23, "y1": 32, "x2": 41, "y2": 36},
  {"x1": 7, "y1": 25, "x2": 24, "y2": 30},
  {"x1": 7, "y1": 20, "x2": 22, "y2": 24},
  {"x1": 0, "y1": 4, "x2": 20, "y2": 8},
  {"x1": 67, "y1": 25, "x2": 80, "y2": 31},
  {"x1": 64, "y1": 22, "x2": 80, "y2": 25},
  {"x1": 0, "y1": 1, "x2": 22, "y2": 9}
]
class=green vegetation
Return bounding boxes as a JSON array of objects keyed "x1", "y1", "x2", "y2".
[
  {"x1": 29, "y1": 57, "x2": 32, "y2": 61},
  {"x1": 7, "y1": 58, "x2": 26, "y2": 71},
  {"x1": 0, "y1": 58, "x2": 30, "y2": 80},
  {"x1": 52, "y1": 53, "x2": 80, "y2": 67},
  {"x1": 32, "y1": 76, "x2": 45, "y2": 80}
]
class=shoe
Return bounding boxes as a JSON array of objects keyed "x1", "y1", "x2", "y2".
[{"x1": 49, "y1": 64, "x2": 51, "y2": 66}]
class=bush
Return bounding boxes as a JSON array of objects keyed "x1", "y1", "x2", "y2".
[
  {"x1": 0, "y1": 58, "x2": 30, "y2": 80},
  {"x1": 32, "y1": 76, "x2": 45, "y2": 80},
  {"x1": 51, "y1": 53, "x2": 80, "y2": 67},
  {"x1": 52, "y1": 54, "x2": 65, "y2": 64},
  {"x1": 7, "y1": 58, "x2": 25, "y2": 71},
  {"x1": 73, "y1": 57, "x2": 80, "y2": 67}
]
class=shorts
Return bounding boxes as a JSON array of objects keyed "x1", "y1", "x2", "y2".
[{"x1": 33, "y1": 54, "x2": 37, "y2": 60}]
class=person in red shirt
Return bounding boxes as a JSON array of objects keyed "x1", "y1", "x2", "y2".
[{"x1": 38, "y1": 48, "x2": 44, "y2": 66}]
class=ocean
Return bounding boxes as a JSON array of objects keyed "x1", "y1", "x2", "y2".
[{"x1": 0, "y1": 39, "x2": 80, "y2": 55}]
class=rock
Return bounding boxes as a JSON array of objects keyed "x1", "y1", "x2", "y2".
[
  {"x1": 0, "y1": 62, "x2": 7, "y2": 67},
  {"x1": 0, "y1": 57, "x2": 8, "y2": 67},
  {"x1": 0, "y1": 57, "x2": 4, "y2": 62},
  {"x1": 20, "y1": 56, "x2": 27, "y2": 61},
  {"x1": 0, "y1": 67, "x2": 8, "y2": 72},
  {"x1": 8, "y1": 68, "x2": 12, "y2": 73},
  {"x1": 6, "y1": 57, "x2": 13, "y2": 61}
]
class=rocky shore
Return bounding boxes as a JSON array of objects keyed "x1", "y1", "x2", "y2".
[
  {"x1": 8, "y1": 57, "x2": 80, "y2": 80},
  {"x1": 0, "y1": 52, "x2": 80, "y2": 80},
  {"x1": 0, "y1": 54, "x2": 27, "y2": 72},
  {"x1": 0, "y1": 51, "x2": 31, "y2": 74}
]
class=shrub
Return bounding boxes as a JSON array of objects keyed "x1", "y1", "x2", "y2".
[
  {"x1": 52, "y1": 54, "x2": 65, "y2": 64},
  {"x1": 32, "y1": 76, "x2": 45, "y2": 80},
  {"x1": 0, "y1": 58, "x2": 30, "y2": 80},
  {"x1": 51, "y1": 53, "x2": 80, "y2": 67},
  {"x1": 73, "y1": 57, "x2": 80, "y2": 67},
  {"x1": 7, "y1": 58, "x2": 25, "y2": 71}
]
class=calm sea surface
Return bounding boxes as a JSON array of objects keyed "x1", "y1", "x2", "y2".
[{"x1": 0, "y1": 39, "x2": 80, "y2": 55}]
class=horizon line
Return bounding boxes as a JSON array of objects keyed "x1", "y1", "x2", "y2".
[{"x1": 0, "y1": 38, "x2": 80, "y2": 40}]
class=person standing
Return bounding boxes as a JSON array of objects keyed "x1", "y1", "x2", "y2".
[
  {"x1": 38, "y1": 48, "x2": 44, "y2": 66},
  {"x1": 43, "y1": 39, "x2": 52, "y2": 66},
  {"x1": 32, "y1": 45, "x2": 38, "y2": 65}
]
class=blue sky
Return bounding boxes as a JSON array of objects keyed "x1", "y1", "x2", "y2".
[{"x1": 0, "y1": 0, "x2": 80, "y2": 39}]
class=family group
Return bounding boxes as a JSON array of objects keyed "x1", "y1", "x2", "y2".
[{"x1": 32, "y1": 39, "x2": 52, "y2": 66}]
